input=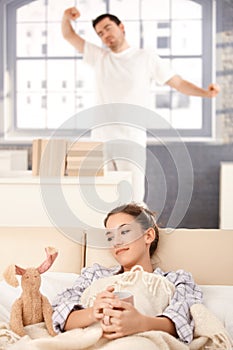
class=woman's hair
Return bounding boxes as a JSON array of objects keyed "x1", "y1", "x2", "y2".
[
  {"x1": 92, "y1": 14, "x2": 121, "y2": 29},
  {"x1": 104, "y1": 203, "x2": 159, "y2": 257}
]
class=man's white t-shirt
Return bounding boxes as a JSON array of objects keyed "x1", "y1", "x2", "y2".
[{"x1": 83, "y1": 41, "x2": 175, "y2": 146}]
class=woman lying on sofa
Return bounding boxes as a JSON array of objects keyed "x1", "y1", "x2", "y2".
[{"x1": 52, "y1": 203, "x2": 203, "y2": 345}]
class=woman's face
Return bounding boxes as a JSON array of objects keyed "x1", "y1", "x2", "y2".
[{"x1": 105, "y1": 212, "x2": 152, "y2": 271}]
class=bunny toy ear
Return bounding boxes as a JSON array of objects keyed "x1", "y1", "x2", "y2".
[
  {"x1": 37, "y1": 247, "x2": 58, "y2": 274},
  {"x1": 3, "y1": 264, "x2": 26, "y2": 287},
  {"x1": 15, "y1": 266, "x2": 26, "y2": 275}
]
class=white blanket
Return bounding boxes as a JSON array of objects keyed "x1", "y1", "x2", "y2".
[{"x1": 0, "y1": 269, "x2": 232, "y2": 350}]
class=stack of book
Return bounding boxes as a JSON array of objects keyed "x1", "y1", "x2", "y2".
[
  {"x1": 32, "y1": 139, "x2": 104, "y2": 177},
  {"x1": 66, "y1": 141, "x2": 104, "y2": 176},
  {"x1": 32, "y1": 139, "x2": 67, "y2": 176}
]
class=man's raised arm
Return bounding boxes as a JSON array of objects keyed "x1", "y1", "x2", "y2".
[
  {"x1": 166, "y1": 75, "x2": 220, "y2": 98},
  {"x1": 62, "y1": 7, "x2": 85, "y2": 53}
]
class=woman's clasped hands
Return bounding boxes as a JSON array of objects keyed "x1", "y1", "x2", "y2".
[{"x1": 92, "y1": 286, "x2": 145, "y2": 339}]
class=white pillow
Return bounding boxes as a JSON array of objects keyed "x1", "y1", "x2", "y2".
[
  {"x1": 40, "y1": 271, "x2": 79, "y2": 302},
  {"x1": 201, "y1": 285, "x2": 233, "y2": 340},
  {"x1": 0, "y1": 280, "x2": 21, "y2": 314}
]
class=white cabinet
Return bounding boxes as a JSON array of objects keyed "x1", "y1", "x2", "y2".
[
  {"x1": 219, "y1": 162, "x2": 233, "y2": 229},
  {"x1": 0, "y1": 171, "x2": 132, "y2": 228}
]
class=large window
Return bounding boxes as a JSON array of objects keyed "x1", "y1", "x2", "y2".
[{"x1": 0, "y1": 0, "x2": 214, "y2": 139}]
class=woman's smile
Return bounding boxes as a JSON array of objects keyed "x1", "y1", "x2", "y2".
[{"x1": 115, "y1": 247, "x2": 129, "y2": 255}]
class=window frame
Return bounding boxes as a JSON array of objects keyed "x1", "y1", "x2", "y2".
[{"x1": 0, "y1": 0, "x2": 215, "y2": 141}]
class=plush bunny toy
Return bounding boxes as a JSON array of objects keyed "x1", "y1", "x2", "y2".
[{"x1": 3, "y1": 247, "x2": 58, "y2": 337}]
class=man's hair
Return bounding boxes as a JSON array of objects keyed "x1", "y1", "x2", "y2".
[{"x1": 92, "y1": 14, "x2": 121, "y2": 29}]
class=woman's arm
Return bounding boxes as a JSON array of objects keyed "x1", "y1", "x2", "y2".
[
  {"x1": 157, "y1": 268, "x2": 203, "y2": 343},
  {"x1": 141, "y1": 315, "x2": 177, "y2": 336},
  {"x1": 64, "y1": 308, "x2": 95, "y2": 330},
  {"x1": 52, "y1": 264, "x2": 121, "y2": 332},
  {"x1": 52, "y1": 272, "x2": 92, "y2": 332}
]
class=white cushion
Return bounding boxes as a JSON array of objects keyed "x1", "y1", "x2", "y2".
[
  {"x1": 40, "y1": 272, "x2": 79, "y2": 302},
  {"x1": 201, "y1": 285, "x2": 233, "y2": 340}
]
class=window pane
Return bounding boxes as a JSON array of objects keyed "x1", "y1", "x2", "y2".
[
  {"x1": 47, "y1": 0, "x2": 75, "y2": 21},
  {"x1": 109, "y1": 0, "x2": 139, "y2": 20},
  {"x1": 17, "y1": 60, "x2": 46, "y2": 91},
  {"x1": 172, "y1": 58, "x2": 202, "y2": 87},
  {"x1": 75, "y1": 60, "x2": 95, "y2": 91},
  {"x1": 143, "y1": 21, "x2": 170, "y2": 54},
  {"x1": 47, "y1": 23, "x2": 76, "y2": 57},
  {"x1": 76, "y1": 0, "x2": 107, "y2": 21},
  {"x1": 47, "y1": 60, "x2": 75, "y2": 92},
  {"x1": 75, "y1": 21, "x2": 100, "y2": 46},
  {"x1": 171, "y1": 20, "x2": 202, "y2": 55},
  {"x1": 171, "y1": 58, "x2": 203, "y2": 129},
  {"x1": 17, "y1": 93, "x2": 47, "y2": 128},
  {"x1": 17, "y1": 23, "x2": 46, "y2": 57},
  {"x1": 75, "y1": 92, "x2": 95, "y2": 114},
  {"x1": 141, "y1": 0, "x2": 169, "y2": 20},
  {"x1": 171, "y1": 0, "x2": 202, "y2": 20},
  {"x1": 154, "y1": 107, "x2": 171, "y2": 127},
  {"x1": 171, "y1": 93, "x2": 202, "y2": 129},
  {"x1": 124, "y1": 21, "x2": 140, "y2": 47},
  {"x1": 149, "y1": 84, "x2": 172, "y2": 128},
  {"x1": 17, "y1": 0, "x2": 46, "y2": 22},
  {"x1": 47, "y1": 93, "x2": 75, "y2": 128},
  {"x1": 46, "y1": 92, "x2": 95, "y2": 128}
]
